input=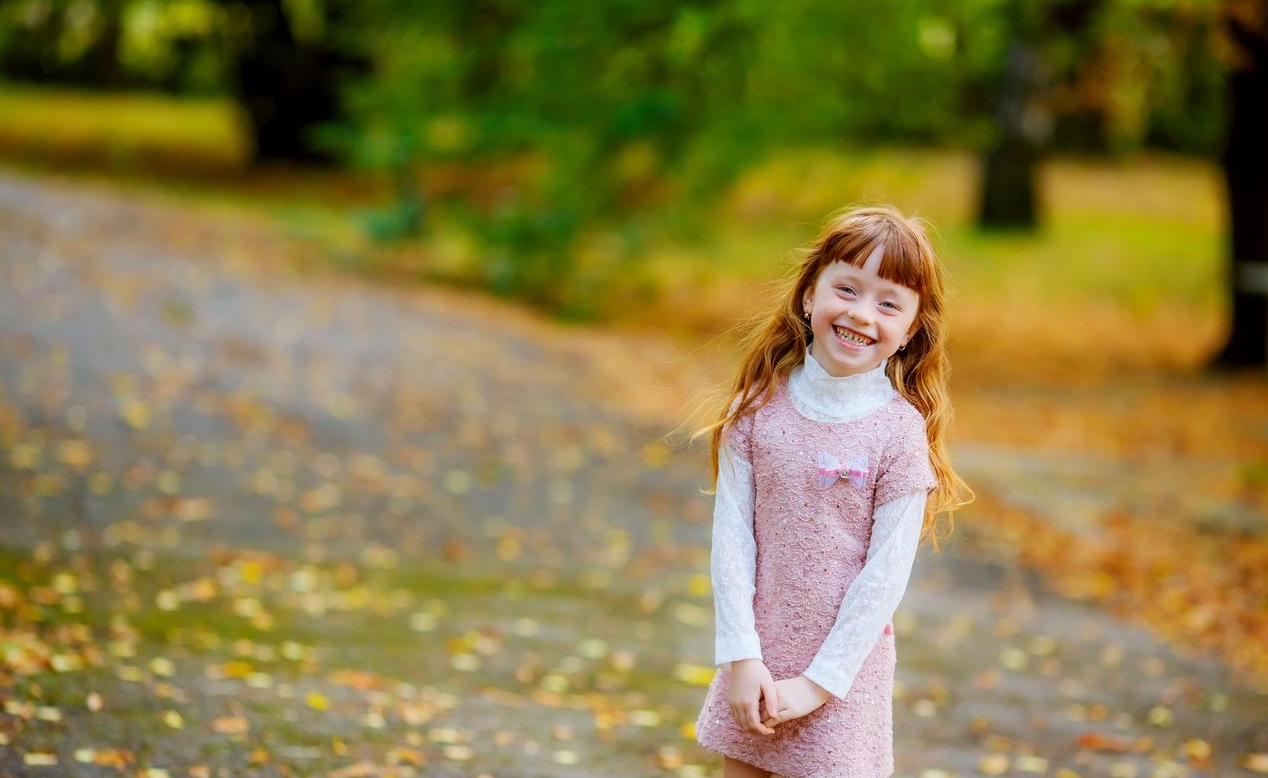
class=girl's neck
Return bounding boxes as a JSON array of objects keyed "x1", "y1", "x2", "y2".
[{"x1": 788, "y1": 348, "x2": 896, "y2": 423}]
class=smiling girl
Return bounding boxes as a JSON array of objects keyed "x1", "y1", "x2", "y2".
[{"x1": 694, "y1": 206, "x2": 972, "y2": 778}]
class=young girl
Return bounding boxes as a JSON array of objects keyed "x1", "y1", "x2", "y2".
[{"x1": 695, "y1": 206, "x2": 972, "y2": 778}]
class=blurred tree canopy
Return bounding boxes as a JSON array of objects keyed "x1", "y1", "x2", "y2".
[{"x1": 0, "y1": 0, "x2": 1229, "y2": 306}]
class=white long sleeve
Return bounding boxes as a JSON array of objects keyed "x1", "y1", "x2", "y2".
[
  {"x1": 802, "y1": 488, "x2": 926, "y2": 699},
  {"x1": 711, "y1": 441, "x2": 763, "y2": 665}
]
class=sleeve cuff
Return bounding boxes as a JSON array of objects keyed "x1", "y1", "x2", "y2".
[
  {"x1": 802, "y1": 661, "x2": 849, "y2": 700},
  {"x1": 715, "y1": 633, "x2": 764, "y2": 667}
]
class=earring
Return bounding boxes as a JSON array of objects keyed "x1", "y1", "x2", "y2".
[
  {"x1": 898, "y1": 342, "x2": 907, "y2": 351},
  {"x1": 803, "y1": 309, "x2": 811, "y2": 320}
]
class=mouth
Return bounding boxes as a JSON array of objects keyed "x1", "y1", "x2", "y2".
[{"x1": 833, "y1": 325, "x2": 875, "y2": 347}]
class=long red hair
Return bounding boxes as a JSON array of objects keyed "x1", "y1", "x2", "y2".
[{"x1": 703, "y1": 205, "x2": 973, "y2": 547}]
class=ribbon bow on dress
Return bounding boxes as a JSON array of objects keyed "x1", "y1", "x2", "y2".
[{"x1": 816, "y1": 452, "x2": 869, "y2": 489}]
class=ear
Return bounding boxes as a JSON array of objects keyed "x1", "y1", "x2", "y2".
[
  {"x1": 904, "y1": 320, "x2": 921, "y2": 345},
  {"x1": 802, "y1": 292, "x2": 812, "y2": 315}
]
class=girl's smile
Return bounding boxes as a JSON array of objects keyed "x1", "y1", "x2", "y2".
[{"x1": 833, "y1": 325, "x2": 876, "y2": 348}]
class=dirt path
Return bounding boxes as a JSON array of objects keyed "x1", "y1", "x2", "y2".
[{"x1": 0, "y1": 168, "x2": 1264, "y2": 777}]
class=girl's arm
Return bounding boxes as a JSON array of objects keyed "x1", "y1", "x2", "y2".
[
  {"x1": 713, "y1": 440, "x2": 781, "y2": 734},
  {"x1": 801, "y1": 488, "x2": 926, "y2": 699},
  {"x1": 711, "y1": 441, "x2": 763, "y2": 665}
]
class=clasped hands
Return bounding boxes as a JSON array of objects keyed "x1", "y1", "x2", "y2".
[{"x1": 727, "y1": 658, "x2": 831, "y2": 735}]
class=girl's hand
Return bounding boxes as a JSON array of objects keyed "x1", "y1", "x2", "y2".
[
  {"x1": 728, "y1": 659, "x2": 779, "y2": 735},
  {"x1": 761, "y1": 676, "x2": 831, "y2": 727}
]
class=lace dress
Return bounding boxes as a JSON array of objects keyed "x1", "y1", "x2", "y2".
[{"x1": 696, "y1": 352, "x2": 936, "y2": 778}]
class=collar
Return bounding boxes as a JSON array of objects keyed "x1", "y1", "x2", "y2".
[{"x1": 788, "y1": 348, "x2": 897, "y2": 422}]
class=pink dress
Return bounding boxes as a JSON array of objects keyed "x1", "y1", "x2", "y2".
[{"x1": 696, "y1": 371, "x2": 935, "y2": 778}]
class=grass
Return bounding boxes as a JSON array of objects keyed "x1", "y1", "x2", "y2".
[{"x1": 0, "y1": 81, "x2": 249, "y2": 174}]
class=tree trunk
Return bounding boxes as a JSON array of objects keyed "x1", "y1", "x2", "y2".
[
  {"x1": 977, "y1": 41, "x2": 1048, "y2": 230},
  {"x1": 1214, "y1": 7, "x2": 1268, "y2": 368},
  {"x1": 227, "y1": 0, "x2": 360, "y2": 165}
]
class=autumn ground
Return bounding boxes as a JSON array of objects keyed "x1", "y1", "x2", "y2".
[{"x1": 1, "y1": 161, "x2": 1267, "y2": 778}]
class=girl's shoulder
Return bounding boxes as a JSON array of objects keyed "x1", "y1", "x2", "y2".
[
  {"x1": 729, "y1": 375, "x2": 793, "y2": 417},
  {"x1": 881, "y1": 394, "x2": 930, "y2": 449}
]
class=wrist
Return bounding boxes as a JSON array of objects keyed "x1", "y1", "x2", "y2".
[
  {"x1": 801, "y1": 675, "x2": 831, "y2": 701},
  {"x1": 731, "y1": 658, "x2": 762, "y2": 670}
]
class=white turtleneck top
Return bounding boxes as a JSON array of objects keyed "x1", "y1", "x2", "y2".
[{"x1": 711, "y1": 350, "x2": 928, "y2": 699}]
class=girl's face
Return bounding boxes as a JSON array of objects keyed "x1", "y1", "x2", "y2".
[{"x1": 802, "y1": 245, "x2": 921, "y2": 378}]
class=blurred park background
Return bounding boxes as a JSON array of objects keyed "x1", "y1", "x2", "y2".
[{"x1": 1, "y1": 0, "x2": 1268, "y2": 776}]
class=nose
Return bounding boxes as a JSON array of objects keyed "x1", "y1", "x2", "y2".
[{"x1": 847, "y1": 305, "x2": 873, "y2": 326}]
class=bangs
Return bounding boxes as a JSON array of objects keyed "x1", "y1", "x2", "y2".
[{"x1": 814, "y1": 213, "x2": 933, "y2": 294}]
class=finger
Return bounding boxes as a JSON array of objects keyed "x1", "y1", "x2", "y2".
[
  {"x1": 745, "y1": 702, "x2": 774, "y2": 735},
  {"x1": 762, "y1": 681, "x2": 779, "y2": 720},
  {"x1": 744, "y1": 701, "x2": 760, "y2": 730}
]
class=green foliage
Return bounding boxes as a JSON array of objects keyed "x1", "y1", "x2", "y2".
[{"x1": 319, "y1": 0, "x2": 1227, "y2": 313}]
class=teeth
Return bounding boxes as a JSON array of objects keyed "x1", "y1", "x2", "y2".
[{"x1": 834, "y1": 326, "x2": 874, "y2": 346}]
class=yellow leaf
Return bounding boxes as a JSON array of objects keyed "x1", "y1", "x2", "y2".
[
  {"x1": 978, "y1": 753, "x2": 1009, "y2": 775},
  {"x1": 386, "y1": 746, "x2": 427, "y2": 766},
  {"x1": 450, "y1": 653, "x2": 480, "y2": 672},
  {"x1": 1017, "y1": 755, "x2": 1049, "y2": 773},
  {"x1": 1147, "y1": 704, "x2": 1173, "y2": 727},
  {"x1": 578, "y1": 639, "x2": 609, "y2": 659},
  {"x1": 51, "y1": 653, "x2": 84, "y2": 672},
  {"x1": 162, "y1": 710, "x2": 184, "y2": 729},
  {"x1": 672, "y1": 663, "x2": 716, "y2": 687},
  {"x1": 630, "y1": 709, "x2": 662, "y2": 727},
  {"x1": 212, "y1": 715, "x2": 249, "y2": 734},
  {"x1": 428, "y1": 727, "x2": 462, "y2": 744},
  {"x1": 305, "y1": 691, "x2": 329, "y2": 711},
  {"x1": 688, "y1": 574, "x2": 711, "y2": 597},
  {"x1": 552, "y1": 750, "x2": 579, "y2": 766},
  {"x1": 23, "y1": 752, "x2": 58, "y2": 766},
  {"x1": 176, "y1": 498, "x2": 214, "y2": 522},
  {"x1": 328, "y1": 761, "x2": 377, "y2": 778},
  {"x1": 94, "y1": 750, "x2": 132, "y2": 768},
  {"x1": 240, "y1": 561, "x2": 263, "y2": 584},
  {"x1": 1242, "y1": 754, "x2": 1268, "y2": 775},
  {"x1": 442, "y1": 745, "x2": 473, "y2": 761},
  {"x1": 496, "y1": 536, "x2": 521, "y2": 561},
  {"x1": 121, "y1": 400, "x2": 151, "y2": 430},
  {"x1": 150, "y1": 657, "x2": 176, "y2": 677},
  {"x1": 57, "y1": 439, "x2": 94, "y2": 468}
]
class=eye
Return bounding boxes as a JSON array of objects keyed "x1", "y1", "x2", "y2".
[
  {"x1": 880, "y1": 300, "x2": 901, "y2": 310},
  {"x1": 836, "y1": 285, "x2": 857, "y2": 296}
]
